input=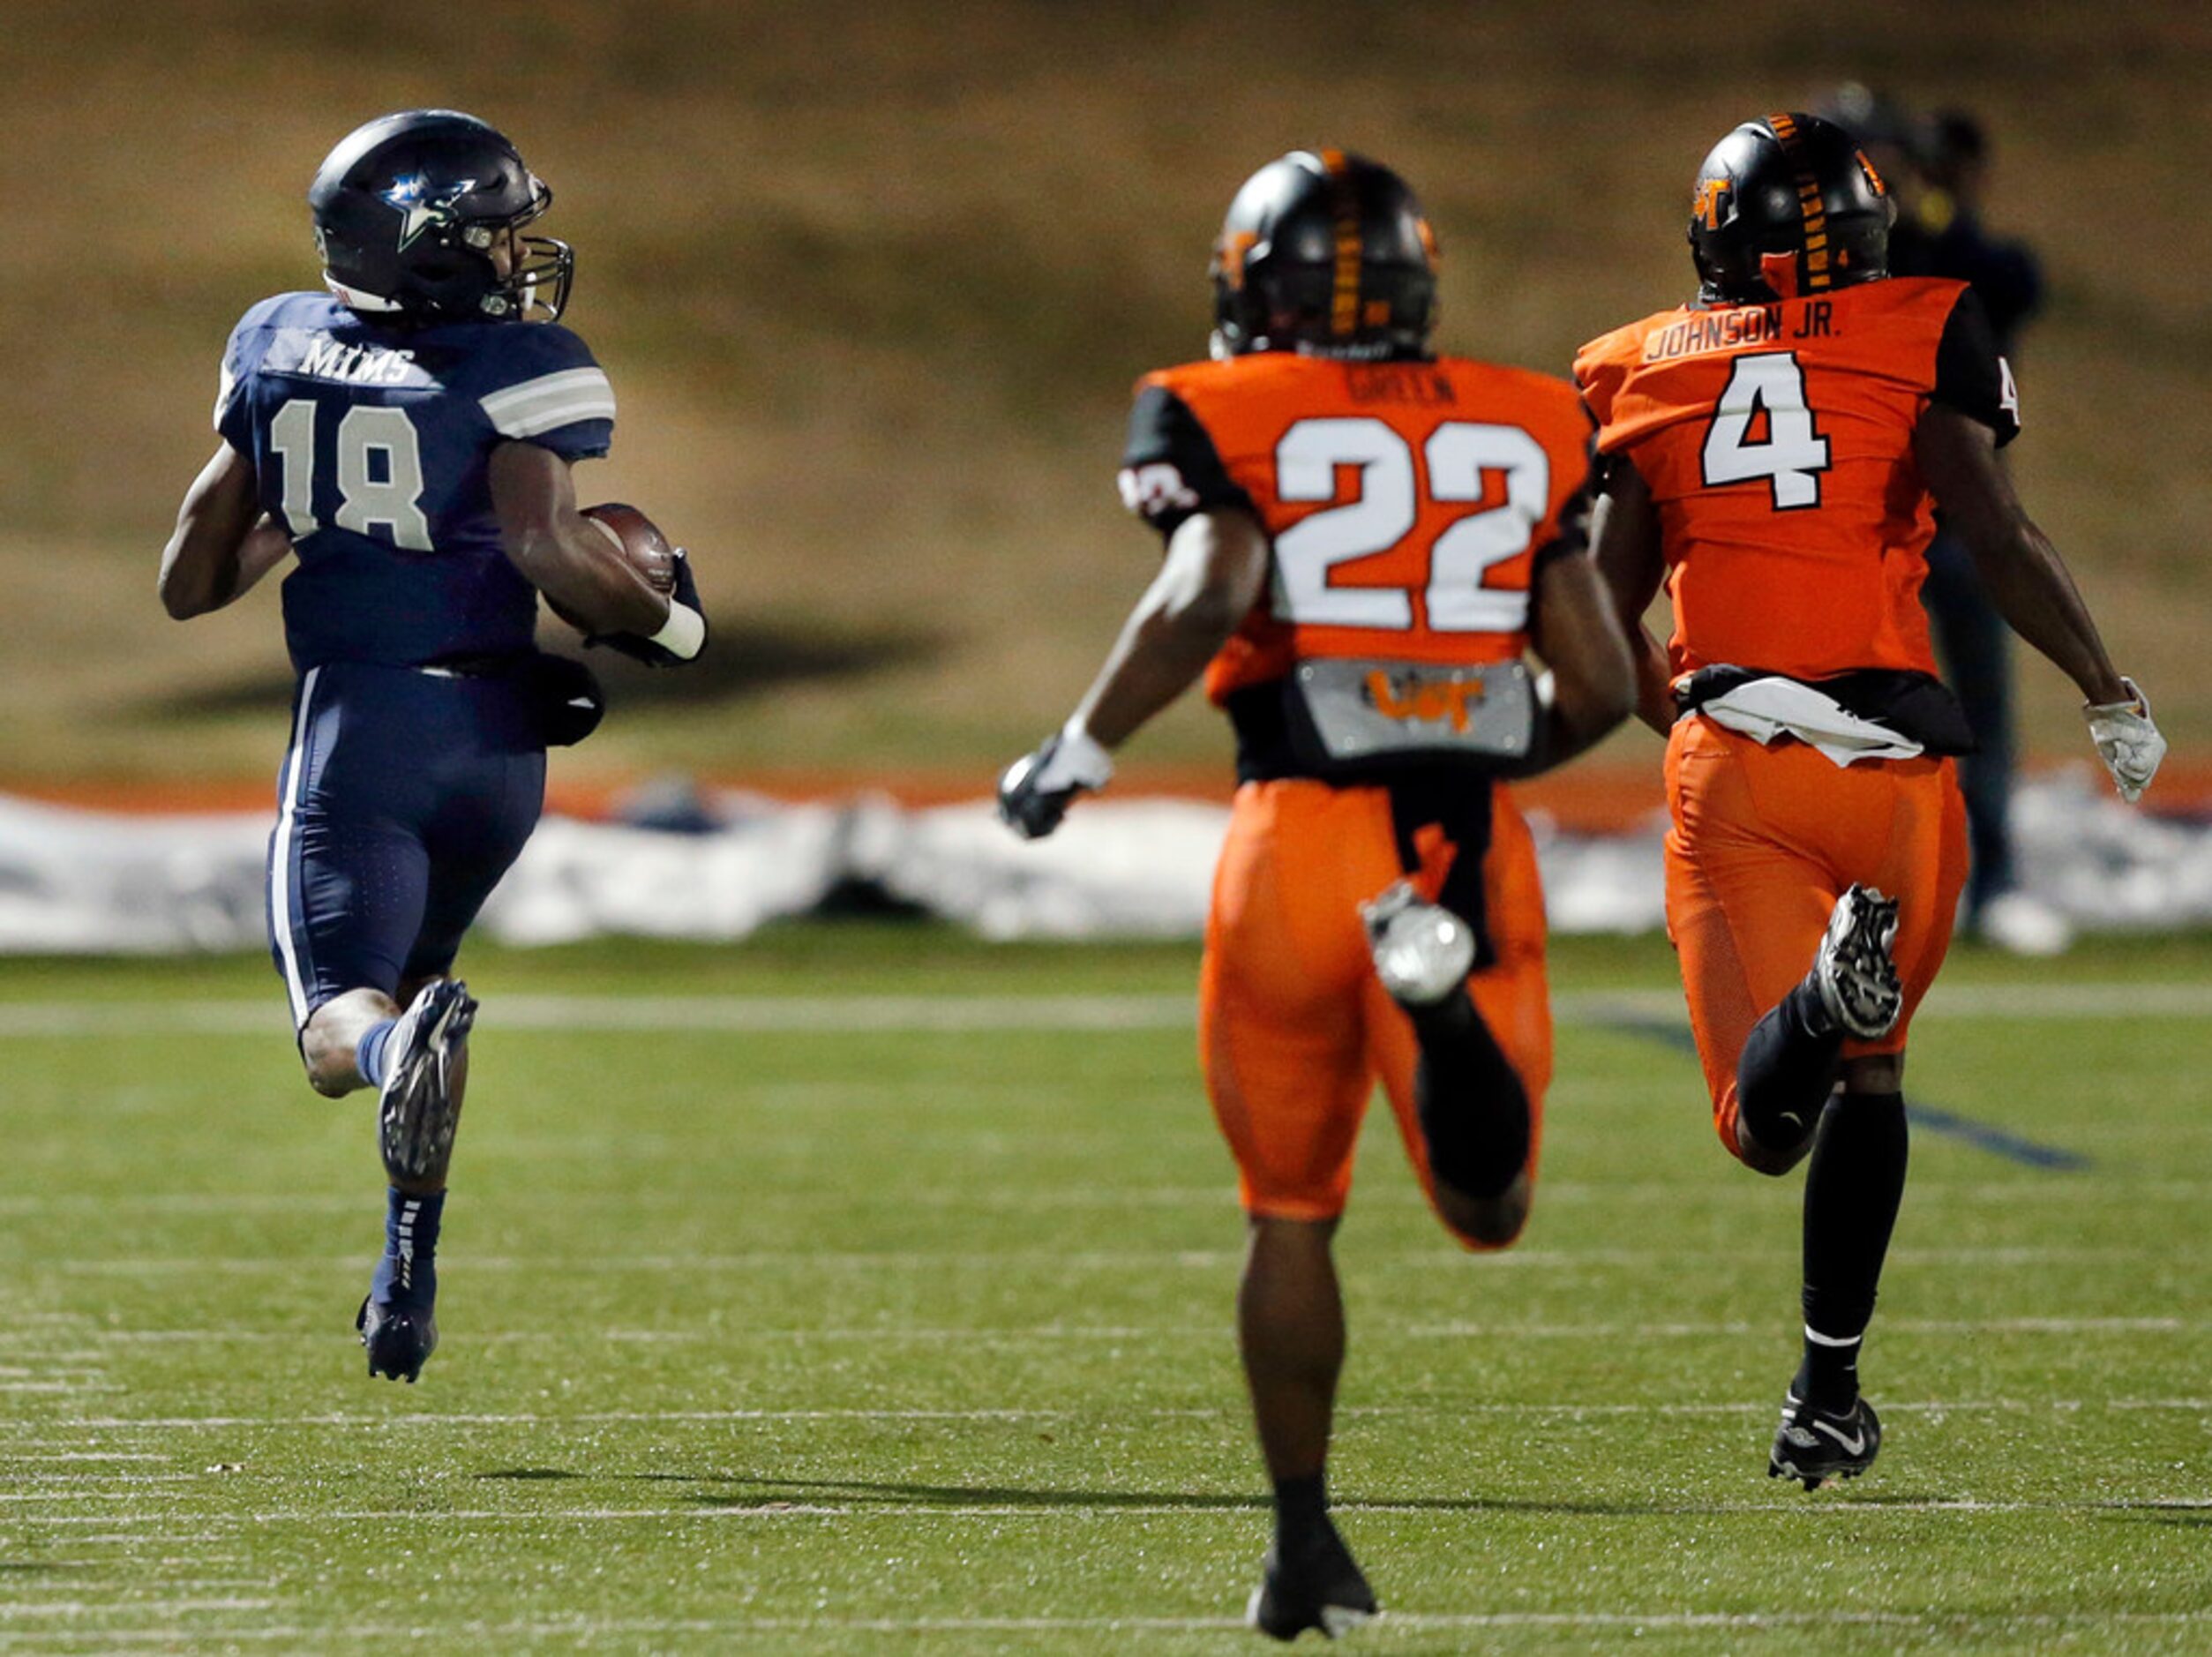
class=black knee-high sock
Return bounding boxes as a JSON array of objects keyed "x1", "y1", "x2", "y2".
[
  {"x1": 1796, "y1": 1090, "x2": 1908, "y2": 1409},
  {"x1": 1272, "y1": 1470, "x2": 1329, "y2": 1549},
  {"x1": 1737, "y1": 979, "x2": 1845, "y2": 1157},
  {"x1": 1407, "y1": 994, "x2": 1530, "y2": 1202}
]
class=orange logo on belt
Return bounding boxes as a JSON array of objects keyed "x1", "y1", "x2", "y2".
[
  {"x1": 1692, "y1": 176, "x2": 1732, "y2": 230},
  {"x1": 1367, "y1": 671, "x2": 1487, "y2": 733}
]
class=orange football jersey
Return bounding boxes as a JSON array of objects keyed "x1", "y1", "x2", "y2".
[
  {"x1": 1574, "y1": 278, "x2": 2018, "y2": 683},
  {"x1": 1118, "y1": 352, "x2": 1594, "y2": 704}
]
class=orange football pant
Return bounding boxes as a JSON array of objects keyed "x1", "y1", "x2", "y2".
[
  {"x1": 1198, "y1": 777, "x2": 1551, "y2": 1243},
  {"x1": 1663, "y1": 716, "x2": 1969, "y2": 1162}
]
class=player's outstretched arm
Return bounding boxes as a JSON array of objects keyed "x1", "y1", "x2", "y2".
[
  {"x1": 1073, "y1": 507, "x2": 1270, "y2": 748},
  {"x1": 1516, "y1": 549, "x2": 1635, "y2": 776},
  {"x1": 488, "y1": 441, "x2": 671, "y2": 640},
  {"x1": 1915, "y1": 405, "x2": 2164, "y2": 799},
  {"x1": 998, "y1": 507, "x2": 1268, "y2": 839},
  {"x1": 1587, "y1": 456, "x2": 1677, "y2": 736},
  {"x1": 158, "y1": 443, "x2": 289, "y2": 619}
]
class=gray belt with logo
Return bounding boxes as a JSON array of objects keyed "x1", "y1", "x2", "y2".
[{"x1": 1289, "y1": 657, "x2": 1535, "y2": 769}]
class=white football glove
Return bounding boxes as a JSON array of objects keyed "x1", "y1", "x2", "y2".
[
  {"x1": 997, "y1": 723, "x2": 1114, "y2": 840},
  {"x1": 2083, "y1": 677, "x2": 2165, "y2": 804}
]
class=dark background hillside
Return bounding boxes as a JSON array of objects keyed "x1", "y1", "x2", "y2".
[{"x1": 6, "y1": 0, "x2": 2203, "y2": 788}]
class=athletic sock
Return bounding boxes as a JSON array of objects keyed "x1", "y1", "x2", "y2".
[
  {"x1": 1736, "y1": 978, "x2": 1845, "y2": 1157},
  {"x1": 1272, "y1": 1470, "x2": 1329, "y2": 1551},
  {"x1": 368, "y1": 1186, "x2": 444, "y2": 1309},
  {"x1": 356, "y1": 1019, "x2": 399, "y2": 1090},
  {"x1": 1796, "y1": 1090, "x2": 1908, "y2": 1410},
  {"x1": 1407, "y1": 992, "x2": 1531, "y2": 1202}
]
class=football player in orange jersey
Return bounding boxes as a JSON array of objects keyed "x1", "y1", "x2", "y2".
[
  {"x1": 999, "y1": 151, "x2": 1632, "y2": 1638},
  {"x1": 1577, "y1": 113, "x2": 2165, "y2": 1490}
]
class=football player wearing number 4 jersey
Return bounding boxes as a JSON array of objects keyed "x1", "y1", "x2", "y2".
[
  {"x1": 1576, "y1": 113, "x2": 2164, "y2": 1489},
  {"x1": 157, "y1": 111, "x2": 709, "y2": 1383},
  {"x1": 1000, "y1": 152, "x2": 1633, "y2": 1638}
]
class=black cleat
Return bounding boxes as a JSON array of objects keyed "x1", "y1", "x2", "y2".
[
  {"x1": 378, "y1": 979, "x2": 476, "y2": 1186},
  {"x1": 1248, "y1": 1518, "x2": 1378, "y2": 1641},
  {"x1": 356, "y1": 1295, "x2": 438, "y2": 1383},
  {"x1": 1768, "y1": 1391, "x2": 1881, "y2": 1489}
]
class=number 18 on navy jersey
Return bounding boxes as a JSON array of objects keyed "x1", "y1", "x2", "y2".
[{"x1": 215, "y1": 291, "x2": 616, "y2": 671}]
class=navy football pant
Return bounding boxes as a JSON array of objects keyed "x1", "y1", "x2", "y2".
[{"x1": 267, "y1": 662, "x2": 545, "y2": 1028}]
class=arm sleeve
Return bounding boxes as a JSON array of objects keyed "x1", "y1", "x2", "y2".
[
  {"x1": 476, "y1": 324, "x2": 617, "y2": 460},
  {"x1": 1115, "y1": 384, "x2": 1252, "y2": 537},
  {"x1": 1931, "y1": 287, "x2": 2021, "y2": 448}
]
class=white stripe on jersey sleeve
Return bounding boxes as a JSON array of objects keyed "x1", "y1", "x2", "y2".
[
  {"x1": 213, "y1": 363, "x2": 236, "y2": 434},
  {"x1": 479, "y1": 366, "x2": 618, "y2": 439}
]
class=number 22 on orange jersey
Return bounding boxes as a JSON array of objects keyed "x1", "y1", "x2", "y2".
[{"x1": 1270, "y1": 416, "x2": 1549, "y2": 634}]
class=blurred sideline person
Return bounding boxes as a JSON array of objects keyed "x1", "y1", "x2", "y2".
[
  {"x1": 1897, "y1": 108, "x2": 2061, "y2": 952},
  {"x1": 1826, "y1": 86, "x2": 2061, "y2": 953},
  {"x1": 1577, "y1": 113, "x2": 2163, "y2": 1489},
  {"x1": 999, "y1": 151, "x2": 1632, "y2": 1638},
  {"x1": 158, "y1": 110, "x2": 708, "y2": 1383}
]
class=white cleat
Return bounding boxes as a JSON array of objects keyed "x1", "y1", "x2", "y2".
[
  {"x1": 1812, "y1": 885, "x2": 1902, "y2": 1040},
  {"x1": 1361, "y1": 881, "x2": 1475, "y2": 1008},
  {"x1": 378, "y1": 978, "x2": 476, "y2": 1186}
]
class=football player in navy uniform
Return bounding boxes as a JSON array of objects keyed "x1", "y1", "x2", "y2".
[{"x1": 157, "y1": 110, "x2": 709, "y2": 1382}]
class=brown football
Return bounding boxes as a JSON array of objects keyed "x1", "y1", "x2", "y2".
[{"x1": 580, "y1": 501, "x2": 679, "y2": 595}]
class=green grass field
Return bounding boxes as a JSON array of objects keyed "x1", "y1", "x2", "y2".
[{"x1": 2, "y1": 926, "x2": 2209, "y2": 1653}]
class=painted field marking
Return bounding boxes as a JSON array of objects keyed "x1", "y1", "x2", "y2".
[
  {"x1": 27, "y1": 1242, "x2": 2159, "y2": 1276},
  {"x1": 38, "y1": 1315, "x2": 2201, "y2": 1348},
  {"x1": 1, "y1": 1176, "x2": 2207, "y2": 1220},
  {"x1": 1602, "y1": 1013, "x2": 2092, "y2": 1171},
  {"x1": 1, "y1": 1610, "x2": 2210, "y2": 1646},
  {"x1": 6, "y1": 1498, "x2": 2212, "y2": 1532},
  {"x1": 7, "y1": 1397, "x2": 2206, "y2": 1433},
  {"x1": 0, "y1": 980, "x2": 2208, "y2": 1038}
]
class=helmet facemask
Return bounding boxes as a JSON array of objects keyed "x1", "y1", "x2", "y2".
[{"x1": 466, "y1": 180, "x2": 574, "y2": 323}]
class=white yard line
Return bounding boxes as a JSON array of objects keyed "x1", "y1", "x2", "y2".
[
  {"x1": 1, "y1": 1178, "x2": 2207, "y2": 1220},
  {"x1": 0, "y1": 1599, "x2": 274, "y2": 1621},
  {"x1": 30, "y1": 1243, "x2": 2158, "y2": 1277},
  {"x1": 6, "y1": 1498, "x2": 2212, "y2": 1532},
  {"x1": 1, "y1": 980, "x2": 2209, "y2": 1038},
  {"x1": 2, "y1": 1611, "x2": 2211, "y2": 1646},
  {"x1": 1407, "y1": 1316, "x2": 2195, "y2": 1339},
  {"x1": 45, "y1": 1315, "x2": 2202, "y2": 1347},
  {"x1": 4, "y1": 1398, "x2": 2197, "y2": 1434}
]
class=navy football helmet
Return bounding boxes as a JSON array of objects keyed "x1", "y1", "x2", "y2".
[
  {"x1": 1210, "y1": 150, "x2": 1438, "y2": 360},
  {"x1": 310, "y1": 110, "x2": 574, "y2": 324},
  {"x1": 1688, "y1": 112, "x2": 1894, "y2": 304}
]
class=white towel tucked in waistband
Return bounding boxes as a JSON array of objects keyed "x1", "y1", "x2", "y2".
[{"x1": 1687, "y1": 676, "x2": 1923, "y2": 768}]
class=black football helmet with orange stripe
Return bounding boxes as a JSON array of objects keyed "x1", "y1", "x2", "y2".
[
  {"x1": 1210, "y1": 150, "x2": 1438, "y2": 361},
  {"x1": 1688, "y1": 112, "x2": 1894, "y2": 305}
]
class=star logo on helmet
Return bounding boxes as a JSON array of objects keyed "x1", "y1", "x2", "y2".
[{"x1": 380, "y1": 173, "x2": 480, "y2": 251}]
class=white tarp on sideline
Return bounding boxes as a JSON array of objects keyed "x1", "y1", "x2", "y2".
[{"x1": 0, "y1": 772, "x2": 2203, "y2": 953}]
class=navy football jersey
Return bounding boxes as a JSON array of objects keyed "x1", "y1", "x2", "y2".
[{"x1": 214, "y1": 292, "x2": 616, "y2": 671}]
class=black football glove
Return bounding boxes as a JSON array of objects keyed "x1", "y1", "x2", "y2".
[
  {"x1": 588, "y1": 550, "x2": 709, "y2": 667},
  {"x1": 997, "y1": 726, "x2": 1115, "y2": 840}
]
